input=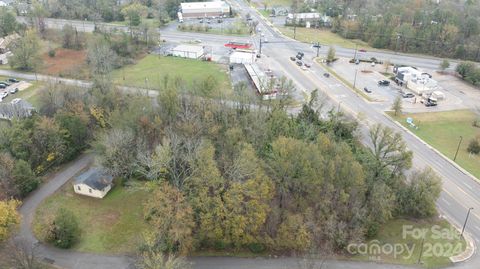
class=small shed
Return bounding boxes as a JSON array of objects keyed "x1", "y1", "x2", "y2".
[
  {"x1": 230, "y1": 51, "x2": 256, "y2": 64},
  {"x1": 171, "y1": 44, "x2": 205, "y2": 59},
  {"x1": 73, "y1": 168, "x2": 114, "y2": 199}
]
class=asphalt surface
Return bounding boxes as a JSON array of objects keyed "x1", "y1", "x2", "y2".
[{"x1": 9, "y1": 3, "x2": 480, "y2": 268}]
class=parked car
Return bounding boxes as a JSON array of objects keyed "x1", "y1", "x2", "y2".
[
  {"x1": 359, "y1": 49, "x2": 367, "y2": 52},
  {"x1": 301, "y1": 65, "x2": 308, "y2": 70},
  {"x1": 0, "y1": 84, "x2": 6, "y2": 89},
  {"x1": 364, "y1": 87, "x2": 372, "y2": 93},
  {"x1": 296, "y1": 54, "x2": 303, "y2": 60},
  {"x1": 402, "y1": 92, "x2": 414, "y2": 98},
  {"x1": 9, "y1": 88, "x2": 18, "y2": 94},
  {"x1": 378, "y1": 80, "x2": 390, "y2": 86},
  {"x1": 8, "y1": 78, "x2": 19, "y2": 83},
  {"x1": 304, "y1": 63, "x2": 311, "y2": 68},
  {"x1": 0, "y1": 91, "x2": 8, "y2": 98},
  {"x1": 312, "y1": 43, "x2": 321, "y2": 48},
  {"x1": 290, "y1": 56, "x2": 296, "y2": 61},
  {"x1": 297, "y1": 52, "x2": 304, "y2": 57},
  {"x1": 355, "y1": 59, "x2": 360, "y2": 65},
  {"x1": 323, "y1": 73, "x2": 330, "y2": 78},
  {"x1": 296, "y1": 61, "x2": 303, "y2": 66}
]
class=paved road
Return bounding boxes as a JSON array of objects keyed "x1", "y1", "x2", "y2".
[{"x1": 9, "y1": 4, "x2": 480, "y2": 269}]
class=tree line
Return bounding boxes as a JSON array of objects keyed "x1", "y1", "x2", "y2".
[{"x1": 298, "y1": 0, "x2": 480, "y2": 61}]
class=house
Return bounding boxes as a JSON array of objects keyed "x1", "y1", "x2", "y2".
[
  {"x1": 0, "y1": 33, "x2": 20, "y2": 54},
  {"x1": 0, "y1": 98, "x2": 35, "y2": 120},
  {"x1": 171, "y1": 44, "x2": 205, "y2": 59},
  {"x1": 73, "y1": 168, "x2": 114, "y2": 199},
  {"x1": 180, "y1": 1, "x2": 230, "y2": 19}
]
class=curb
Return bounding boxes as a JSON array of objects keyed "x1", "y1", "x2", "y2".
[
  {"x1": 384, "y1": 112, "x2": 480, "y2": 185},
  {"x1": 439, "y1": 212, "x2": 476, "y2": 263}
]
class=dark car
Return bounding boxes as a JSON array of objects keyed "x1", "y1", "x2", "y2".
[
  {"x1": 304, "y1": 63, "x2": 311, "y2": 68},
  {"x1": 364, "y1": 87, "x2": 372, "y2": 93},
  {"x1": 0, "y1": 84, "x2": 6, "y2": 89},
  {"x1": 296, "y1": 61, "x2": 303, "y2": 66},
  {"x1": 378, "y1": 80, "x2": 390, "y2": 86},
  {"x1": 402, "y1": 92, "x2": 414, "y2": 98},
  {"x1": 0, "y1": 81, "x2": 10, "y2": 86},
  {"x1": 425, "y1": 101, "x2": 437, "y2": 107},
  {"x1": 296, "y1": 54, "x2": 303, "y2": 60},
  {"x1": 8, "y1": 78, "x2": 19, "y2": 83},
  {"x1": 359, "y1": 49, "x2": 367, "y2": 52},
  {"x1": 297, "y1": 52, "x2": 304, "y2": 57},
  {"x1": 312, "y1": 44, "x2": 321, "y2": 48},
  {"x1": 290, "y1": 56, "x2": 296, "y2": 61},
  {"x1": 323, "y1": 73, "x2": 330, "y2": 78}
]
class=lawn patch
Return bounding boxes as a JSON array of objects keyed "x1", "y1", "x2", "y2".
[
  {"x1": 279, "y1": 27, "x2": 371, "y2": 50},
  {"x1": 389, "y1": 110, "x2": 480, "y2": 179},
  {"x1": 41, "y1": 48, "x2": 89, "y2": 79},
  {"x1": 349, "y1": 218, "x2": 466, "y2": 268},
  {"x1": 111, "y1": 55, "x2": 231, "y2": 96},
  {"x1": 33, "y1": 180, "x2": 149, "y2": 254}
]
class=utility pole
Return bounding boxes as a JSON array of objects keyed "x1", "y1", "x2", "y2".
[
  {"x1": 395, "y1": 34, "x2": 401, "y2": 55},
  {"x1": 315, "y1": 42, "x2": 321, "y2": 57},
  {"x1": 353, "y1": 44, "x2": 358, "y2": 60},
  {"x1": 259, "y1": 36, "x2": 262, "y2": 55},
  {"x1": 353, "y1": 69, "x2": 358, "y2": 90},
  {"x1": 417, "y1": 237, "x2": 425, "y2": 264},
  {"x1": 454, "y1": 136, "x2": 463, "y2": 161},
  {"x1": 462, "y1": 207, "x2": 474, "y2": 236}
]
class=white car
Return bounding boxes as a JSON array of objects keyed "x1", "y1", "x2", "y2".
[{"x1": 0, "y1": 91, "x2": 8, "y2": 99}]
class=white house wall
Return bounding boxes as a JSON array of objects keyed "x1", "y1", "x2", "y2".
[{"x1": 73, "y1": 183, "x2": 111, "y2": 199}]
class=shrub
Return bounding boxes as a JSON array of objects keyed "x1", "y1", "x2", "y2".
[
  {"x1": 46, "y1": 208, "x2": 80, "y2": 249},
  {"x1": 467, "y1": 138, "x2": 480, "y2": 155},
  {"x1": 247, "y1": 242, "x2": 266, "y2": 253},
  {"x1": 48, "y1": 49, "x2": 56, "y2": 58},
  {"x1": 12, "y1": 160, "x2": 39, "y2": 197},
  {"x1": 213, "y1": 240, "x2": 226, "y2": 250}
]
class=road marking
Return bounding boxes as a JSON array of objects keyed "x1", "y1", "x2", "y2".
[{"x1": 441, "y1": 198, "x2": 451, "y2": 206}]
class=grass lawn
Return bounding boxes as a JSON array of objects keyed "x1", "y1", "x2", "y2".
[
  {"x1": 111, "y1": 55, "x2": 231, "y2": 96},
  {"x1": 33, "y1": 180, "x2": 149, "y2": 254},
  {"x1": 279, "y1": 27, "x2": 372, "y2": 50},
  {"x1": 350, "y1": 218, "x2": 466, "y2": 268},
  {"x1": 389, "y1": 110, "x2": 480, "y2": 179}
]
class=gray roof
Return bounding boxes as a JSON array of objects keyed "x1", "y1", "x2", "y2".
[{"x1": 74, "y1": 168, "x2": 113, "y2": 190}]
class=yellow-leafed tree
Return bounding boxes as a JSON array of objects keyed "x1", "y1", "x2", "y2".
[{"x1": 0, "y1": 199, "x2": 21, "y2": 241}]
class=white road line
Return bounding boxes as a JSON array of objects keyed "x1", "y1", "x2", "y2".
[{"x1": 441, "y1": 198, "x2": 451, "y2": 206}]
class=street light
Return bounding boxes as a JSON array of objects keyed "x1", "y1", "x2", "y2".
[
  {"x1": 337, "y1": 100, "x2": 343, "y2": 114},
  {"x1": 461, "y1": 207, "x2": 474, "y2": 237},
  {"x1": 454, "y1": 136, "x2": 463, "y2": 162},
  {"x1": 353, "y1": 69, "x2": 358, "y2": 90}
]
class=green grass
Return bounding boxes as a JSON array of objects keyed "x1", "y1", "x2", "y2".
[
  {"x1": 111, "y1": 55, "x2": 231, "y2": 96},
  {"x1": 389, "y1": 110, "x2": 480, "y2": 179},
  {"x1": 109, "y1": 18, "x2": 159, "y2": 27},
  {"x1": 279, "y1": 27, "x2": 372, "y2": 50},
  {"x1": 350, "y1": 218, "x2": 466, "y2": 268},
  {"x1": 33, "y1": 180, "x2": 149, "y2": 254}
]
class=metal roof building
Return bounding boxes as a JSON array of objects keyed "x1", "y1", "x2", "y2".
[
  {"x1": 180, "y1": 1, "x2": 230, "y2": 18},
  {"x1": 171, "y1": 44, "x2": 205, "y2": 59}
]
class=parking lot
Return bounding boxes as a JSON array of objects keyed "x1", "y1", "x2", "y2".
[
  {"x1": 0, "y1": 78, "x2": 32, "y2": 103},
  {"x1": 329, "y1": 58, "x2": 470, "y2": 113}
]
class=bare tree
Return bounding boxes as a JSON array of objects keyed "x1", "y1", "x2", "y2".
[{"x1": 7, "y1": 238, "x2": 41, "y2": 269}]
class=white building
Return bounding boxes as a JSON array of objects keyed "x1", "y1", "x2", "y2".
[
  {"x1": 73, "y1": 168, "x2": 114, "y2": 199},
  {"x1": 171, "y1": 44, "x2": 205, "y2": 59},
  {"x1": 0, "y1": 98, "x2": 35, "y2": 120},
  {"x1": 180, "y1": 1, "x2": 230, "y2": 19},
  {"x1": 395, "y1": 66, "x2": 440, "y2": 95},
  {"x1": 285, "y1": 13, "x2": 331, "y2": 28},
  {"x1": 229, "y1": 50, "x2": 256, "y2": 64}
]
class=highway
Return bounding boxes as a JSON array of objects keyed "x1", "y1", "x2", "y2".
[{"x1": 11, "y1": 5, "x2": 480, "y2": 268}]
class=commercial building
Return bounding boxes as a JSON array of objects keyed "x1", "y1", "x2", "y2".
[
  {"x1": 171, "y1": 44, "x2": 205, "y2": 59},
  {"x1": 229, "y1": 50, "x2": 256, "y2": 64},
  {"x1": 395, "y1": 66, "x2": 440, "y2": 95},
  {"x1": 244, "y1": 63, "x2": 279, "y2": 99},
  {"x1": 179, "y1": 1, "x2": 231, "y2": 19},
  {"x1": 285, "y1": 13, "x2": 331, "y2": 28}
]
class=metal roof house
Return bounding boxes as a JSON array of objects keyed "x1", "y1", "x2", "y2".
[
  {"x1": 73, "y1": 168, "x2": 114, "y2": 199},
  {"x1": 0, "y1": 99, "x2": 35, "y2": 120},
  {"x1": 180, "y1": 1, "x2": 230, "y2": 19}
]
